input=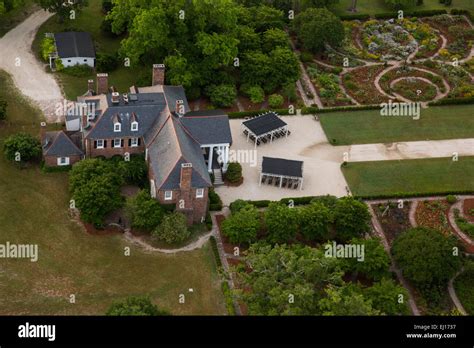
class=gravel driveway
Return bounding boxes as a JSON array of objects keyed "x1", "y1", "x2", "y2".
[{"x1": 0, "y1": 10, "x2": 64, "y2": 123}]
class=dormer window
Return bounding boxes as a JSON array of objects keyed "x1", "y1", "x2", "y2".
[
  {"x1": 114, "y1": 122, "x2": 121, "y2": 132},
  {"x1": 131, "y1": 121, "x2": 138, "y2": 132}
]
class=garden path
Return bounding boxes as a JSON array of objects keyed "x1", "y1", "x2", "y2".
[{"x1": 448, "y1": 268, "x2": 468, "y2": 315}]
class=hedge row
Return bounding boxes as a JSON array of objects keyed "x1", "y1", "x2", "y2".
[
  {"x1": 221, "y1": 281, "x2": 236, "y2": 316},
  {"x1": 209, "y1": 188, "x2": 223, "y2": 211},
  {"x1": 429, "y1": 97, "x2": 474, "y2": 106},
  {"x1": 209, "y1": 236, "x2": 222, "y2": 268},
  {"x1": 354, "y1": 190, "x2": 474, "y2": 201},
  {"x1": 373, "y1": 9, "x2": 448, "y2": 19},
  {"x1": 301, "y1": 104, "x2": 381, "y2": 115},
  {"x1": 339, "y1": 13, "x2": 371, "y2": 21},
  {"x1": 451, "y1": 9, "x2": 474, "y2": 21},
  {"x1": 236, "y1": 195, "x2": 334, "y2": 209},
  {"x1": 228, "y1": 108, "x2": 295, "y2": 119}
]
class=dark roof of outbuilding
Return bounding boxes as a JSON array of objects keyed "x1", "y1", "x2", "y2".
[
  {"x1": 43, "y1": 131, "x2": 84, "y2": 157},
  {"x1": 261, "y1": 157, "x2": 303, "y2": 178},
  {"x1": 180, "y1": 111, "x2": 232, "y2": 145},
  {"x1": 54, "y1": 32, "x2": 95, "y2": 58},
  {"x1": 242, "y1": 112, "x2": 287, "y2": 137}
]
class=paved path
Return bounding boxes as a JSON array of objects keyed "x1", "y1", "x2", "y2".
[
  {"x1": 0, "y1": 9, "x2": 64, "y2": 123},
  {"x1": 346, "y1": 138, "x2": 474, "y2": 162}
]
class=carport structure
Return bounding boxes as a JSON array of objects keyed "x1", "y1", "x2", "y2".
[
  {"x1": 259, "y1": 156, "x2": 304, "y2": 190},
  {"x1": 241, "y1": 112, "x2": 290, "y2": 148}
]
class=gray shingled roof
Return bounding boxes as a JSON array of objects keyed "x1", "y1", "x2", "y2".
[
  {"x1": 163, "y1": 86, "x2": 190, "y2": 113},
  {"x1": 54, "y1": 32, "x2": 95, "y2": 58},
  {"x1": 43, "y1": 131, "x2": 83, "y2": 157},
  {"x1": 148, "y1": 116, "x2": 211, "y2": 190},
  {"x1": 180, "y1": 111, "x2": 232, "y2": 145}
]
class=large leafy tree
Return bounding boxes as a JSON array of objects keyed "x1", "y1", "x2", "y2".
[
  {"x1": 298, "y1": 201, "x2": 331, "y2": 241},
  {"x1": 265, "y1": 203, "x2": 299, "y2": 243},
  {"x1": 35, "y1": 0, "x2": 88, "y2": 21},
  {"x1": 365, "y1": 278, "x2": 410, "y2": 315},
  {"x1": 292, "y1": 7, "x2": 344, "y2": 53},
  {"x1": 3, "y1": 132, "x2": 41, "y2": 163},
  {"x1": 222, "y1": 204, "x2": 260, "y2": 245},
  {"x1": 236, "y1": 243, "x2": 344, "y2": 315},
  {"x1": 392, "y1": 227, "x2": 462, "y2": 289},
  {"x1": 153, "y1": 212, "x2": 190, "y2": 244},
  {"x1": 342, "y1": 237, "x2": 390, "y2": 281},
  {"x1": 106, "y1": 296, "x2": 169, "y2": 316},
  {"x1": 69, "y1": 159, "x2": 123, "y2": 226},
  {"x1": 319, "y1": 284, "x2": 380, "y2": 316},
  {"x1": 126, "y1": 190, "x2": 164, "y2": 232},
  {"x1": 333, "y1": 197, "x2": 371, "y2": 242}
]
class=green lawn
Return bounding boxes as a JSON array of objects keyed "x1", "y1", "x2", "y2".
[
  {"x1": 331, "y1": 0, "x2": 474, "y2": 16},
  {"x1": 32, "y1": 1, "x2": 148, "y2": 100},
  {"x1": 0, "y1": 0, "x2": 38, "y2": 37},
  {"x1": 342, "y1": 157, "x2": 474, "y2": 198},
  {"x1": 0, "y1": 71, "x2": 225, "y2": 315},
  {"x1": 320, "y1": 105, "x2": 474, "y2": 145}
]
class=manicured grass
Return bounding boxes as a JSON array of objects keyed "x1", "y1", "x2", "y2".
[
  {"x1": 320, "y1": 105, "x2": 474, "y2": 145},
  {"x1": 32, "y1": 1, "x2": 148, "y2": 100},
  {"x1": 454, "y1": 265, "x2": 474, "y2": 315},
  {"x1": 0, "y1": 0, "x2": 38, "y2": 37},
  {"x1": 0, "y1": 71, "x2": 225, "y2": 315},
  {"x1": 342, "y1": 157, "x2": 474, "y2": 198},
  {"x1": 331, "y1": 0, "x2": 474, "y2": 16}
]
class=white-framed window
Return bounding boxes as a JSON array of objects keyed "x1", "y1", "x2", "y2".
[
  {"x1": 114, "y1": 123, "x2": 121, "y2": 132},
  {"x1": 57, "y1": 157, "x2": 70, "y2": 166},
  {"x1": 131, "y1": 121, "x2": 138, "y2": 131},
  {"x1": 196, "y1": 188, "x2": 204, "y2": 198},
  {"x1": 130, "y1": 138, "x2": 138, "y2": 147},
  {"x1": 96, "y1": 139, "x2": 104, "y2": 149},
  {"x1": 164, "y1": 191, "x2": 173, "y2": 201},
  {"x1": 113, "y1": 139, "x2": 122, "y2": 148}
]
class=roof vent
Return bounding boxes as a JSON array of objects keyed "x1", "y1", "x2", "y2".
[{"x1": 123, "y1": 93, "x2": 129, "y2": 104}]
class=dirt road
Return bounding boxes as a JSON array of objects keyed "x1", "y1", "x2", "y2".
[{"x1": 0, "y1": 10, "x2": 64, "y2": 123}]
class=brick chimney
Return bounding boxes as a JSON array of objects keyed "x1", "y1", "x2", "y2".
[
  {"x1": 96, "y1": 73, "x2": 109, "y2": 95},
  {"x1": 152, "y1": 64, "x2": 165, "y2": 86},
  {"x1": 180, "y1": 163, "x2": 193, "y2": 191},
  {"x1": 87, "y1": 79, "x2": 94, "y2": 93},
  {"x1": 176, "y1": 100, "x2": 184, "y2": 116}
]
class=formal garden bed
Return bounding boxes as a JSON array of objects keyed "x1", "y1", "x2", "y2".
[
  {"x1": 391, "y1": 78, "x2": 438, "y2": 102},
  {"x1": 372, "y1": 201, "x2": 412, "y2": 246},
  {"x1": 415, "y1": 199, "x2": 455, "y2": 236},
  {"x1": 342, "y1": 64, "x2": 390, "y2": 104},
  {"x1": 379, "y1": 65, "x2": 446, "y2": 95},
  {"x1": 423, "y1": 15, "x2": 474, "y2": 61},
  {"x1": 463, "y1": 199, "x2": 474, "y2": 223}
]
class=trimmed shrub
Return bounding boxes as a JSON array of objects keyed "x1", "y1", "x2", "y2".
[
  {"x1": 429, "y1": 97, "x2": 474, "y2": 106},
  {"x1": 268, "y1": 94, "x2": 284, "y2": 108},
  {"x1": 126, "y1": 190, "x2": 164, "y2": 232},
  {"x1": 3, "y1": 133, "x2": 41, "y2": 163},
  {"x1": 208, "y1": 84, "x2": 237, "y2": 108},
  {"x1": 153, "y1": 212, "x2": 190, "y2": 244},
  {"x1": 209, "y1": 188, "x2": 223, "y2": 211},
  {"x1": 248, "y1": 86, "x2": 265, "y2": 104},
  {"x1": 225, "y1": 162, "x2": 242, "y2": 184},
  {"x1": 106, "y1": 296, "x2": 169, "y2": 316},
  {"x1": 221, "y1": 205, "x2": 260, "y2": 244}
]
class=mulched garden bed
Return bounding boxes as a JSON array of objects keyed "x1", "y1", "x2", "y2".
[
  {"x1": 372, "y1": 202, "x2": 412, "y2": 246},
  {"x1": 463, "y1": 199, "x2": 474, "y2": 223},
  {"x1": 342, "y1": 64, "x2": 390, "y2": 105},
  {"x1": 415, "y1": 200, "x2": 455, "y2": 236}
]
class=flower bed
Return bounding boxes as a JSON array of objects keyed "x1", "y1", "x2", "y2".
[
  {"x1": 423, "y1": 15, "x2": 474, "y2": 61},
  {"x1": 379, "y1": 65, "x2": 446, "y2": 95},
  {"x1": 463, "y1": 199, "x2": 474, "y2": 223},
  {"x1": 372, "y1": 201, "x2": 412, "y2": 246},
  {"x1": 415, "y1": 200, "x2": 454, "y2": 236},
  {"x1": 392, "y1": 78, "x2": 438, "y2": 102},
  {"x1": 306, "y1": 64, "x2": 354, "y2": 107},
  {"x1": 342, "y1": 64, "x2": 389, "y2": 104}
]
